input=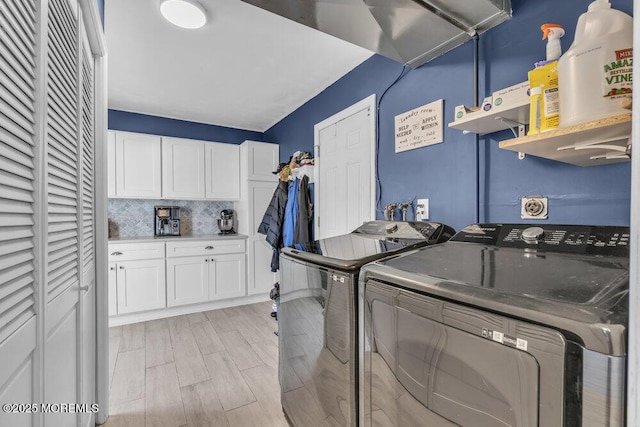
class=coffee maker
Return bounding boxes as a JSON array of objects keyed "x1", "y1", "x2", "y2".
[
  {"x1": 155, "y1": 206, "x2": 181, "y2": 237},
  {"x1": 217, "y1": 209, "x2": 235, "y2": 235}
]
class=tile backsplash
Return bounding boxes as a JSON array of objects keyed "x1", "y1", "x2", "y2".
[{"x1": 108, "y1": 199, "x2": 233, "y2": 238}]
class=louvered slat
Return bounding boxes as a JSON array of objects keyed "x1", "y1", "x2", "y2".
[
  {"x1": 0, "y1": 0, "x2": 36, "y2": 344},
  {"x1": 81, "y1": 38, "x2": 94, "y2": 271},
  {"x1": 46, "y1": 0, "x2": 78, "y2": 301}
]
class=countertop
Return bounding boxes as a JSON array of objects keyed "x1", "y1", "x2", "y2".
[{"x1": 108, "y1": 234, "x2": 248, "y2": 244}]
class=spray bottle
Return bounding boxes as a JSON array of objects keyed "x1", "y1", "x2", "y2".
[
  {"x1": 542, "y1": 24, "x2": 565, "y2": 63},
  {"x1": 528, "y1": 24, "x2": 564, "y2": 135}
]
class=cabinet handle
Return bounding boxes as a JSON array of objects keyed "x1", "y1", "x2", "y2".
[
  {"x1": 205, "y1": 259, "x2": 209, "y2": 263},
  {"x1": 119, "y1": 266, "x2": 124, "y2": 270},
  {"x1": 210, "y1": 258, "x2": 215, "y2": 262},
  {"x1": 111, "y1": 251, "x2": 123, "y2": 256},
  {"x1": 110, "y1": 267, "x2": 115, "y2": 271},
  {"x1": 205, "y1": 246, "x2": 214, "y2": 250}
]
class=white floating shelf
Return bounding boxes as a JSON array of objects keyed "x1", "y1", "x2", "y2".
[{"x1": 448, "y1": 101, "x2": 530, "y2": 135}]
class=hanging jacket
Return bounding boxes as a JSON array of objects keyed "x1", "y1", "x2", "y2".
[
  {"x1": 258, "y1": 181, "x2": 289, "y2": 271},
  {"x1": 293, "y1": 175, "x2": 312, "y2": 244},
  {"x1": 282, "y1": 177, "x2": 300, "y2": 248}
]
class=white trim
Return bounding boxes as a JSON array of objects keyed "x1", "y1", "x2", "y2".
[
  {"x1": 313, "y1": 94, "x2": 377, "y2": 239},
  {"x1": 108, "y1": 294, "x2": 271, "y2": 327},
  {"x1": 627, "y1": 2, "x2": 639, "y2": 423},
  {"x1": 78, "y1": 0, "x2": 106, "y2": 57},
  {"x1": 94, "y1": 52, "x2": 110, "y2": 425}
]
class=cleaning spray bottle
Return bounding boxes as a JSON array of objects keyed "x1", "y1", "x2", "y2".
[
  {"x1": 528, "y1": 24, "x2": 564, "y2": 135},
  {"x1": 558, "y1": 0, "x2": 632, "y2": 127}
]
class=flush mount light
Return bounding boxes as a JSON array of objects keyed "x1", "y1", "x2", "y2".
[{"x1": 160, "y1": 0, "x2": 207, "y2": 29}]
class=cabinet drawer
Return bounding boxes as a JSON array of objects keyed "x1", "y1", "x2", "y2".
[
  {"x1": 108, "y1": 242, "x2": 165, "y2": 261},
  {"x1": 165, "y1": 239, "x2": 246, "y2": 257}
]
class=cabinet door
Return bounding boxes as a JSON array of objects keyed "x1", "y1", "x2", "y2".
[
  {"x1": 107, "y1": 130, "x2": 116, "y2": 197},
  {"x1": 166, "y1": 256, "x2": 209, "y2": 307},
  {"x1": 116, "y1": 259, "x2": 166, "y2": 314},
  {"x1": 115, "y1": 131, "x2": 162, "y2": 198},
  {"x1": 247, "y1": 141, "x2": 279, "y2": 181},
  {"x1": 108, "y1": 263, "x2": 117, "y2": 316},
  {"x1": 248, "y1": 237, "x2": 277, "y2": 296},
  {"x1": 209, "y1": 254, "x2": 246, "y2": 300},
  {"x1": 163, "y1": 137, "x2": 205, "y2": 199},
  {"x1": 205, "y1": 142, "x2": 240, "y2": 200}
]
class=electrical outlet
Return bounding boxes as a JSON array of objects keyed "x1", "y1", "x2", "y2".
[
  {"x1": 416, "y1": 198, "x2": 429, "y2": 221},
  {"x1": 521, "y1": 196, "x2": 548, "y2": 219}
]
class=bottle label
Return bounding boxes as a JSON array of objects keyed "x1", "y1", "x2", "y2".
[{"x1": 603, "y1": 48, "x2": 633, "y2": 98}]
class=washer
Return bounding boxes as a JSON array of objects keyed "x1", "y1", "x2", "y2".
[
  {"x1": 359, "y1": 223, "x2": 630, "y2": 427},
  {"x1": 278, "y1": 220, "x2": 455, "y2": 427}
]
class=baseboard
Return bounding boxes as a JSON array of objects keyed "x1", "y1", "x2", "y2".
[{"x1": 108, "y1": 294, "x2": 272, "y2": 326}]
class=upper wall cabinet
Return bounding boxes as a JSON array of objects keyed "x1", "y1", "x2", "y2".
[
  {"x1": 206, "y1": 143, "x2": 240, "y2": 200},
  {"x1": 108, "y1": 131, "x2": 241, "y2": 200},
  {"x1": 110, "y1": 131, "x2": 162, "y2": 198},
  {"x1": 162, "y1": 137, "x2": 206, "y2": 199},
  {"x1": 244, "y1": 140, "x2": 279, "y2": 181}
]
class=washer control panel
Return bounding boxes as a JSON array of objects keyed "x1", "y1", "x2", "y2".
[{"x1": 451, "y1": 224, "x2": 630, "y2": 256}]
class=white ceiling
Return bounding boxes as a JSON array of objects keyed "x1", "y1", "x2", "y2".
[{"x1": 105, "y1": 0, "x2": 373, "y2": 132}]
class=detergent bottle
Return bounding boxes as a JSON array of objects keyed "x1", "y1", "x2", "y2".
[
  {"x1": 558, "y1": 0, "x2": 632, "y2": 127},
  {"x1": 528, "y1": 24, "x2": 564, "y2": 135}
]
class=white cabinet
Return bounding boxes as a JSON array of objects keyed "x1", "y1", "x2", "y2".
[
  {"x1": 114, "y1": 131, "x2": 162, "y2": 198},
  {"x1": 210, "y1": 253, "x2": 247, "y2": 299},
  {"x1": 166, "y1": 256, "x2": 209, "y2": 306},
  {"x1": 108, "y1": 263, "x2": 117, "y2": 317},
  {"x1": 115, "y1": 259, "x2": 166, "y2": 314},
  {"x1": 108, "y1": 242, "x2": 166, "y2": 315},
  {"x1": 206, "y1": 142, "x2": 240, "y2": 200},
  {"x1": 107, "y1": 130, "x2": 116, "y2": 197},
  {"x1": 244, "y1": 140, "x2": 280, "y2": 181},
  {"x1": 162, "y1": 136, "x2": 206, "y2": 199},
  {"x1": 165, "y1": 239, "x2": 247, "y2": 307},
  {"x1": 235, "y1": 141, "x2": 279, "y2": 296}
]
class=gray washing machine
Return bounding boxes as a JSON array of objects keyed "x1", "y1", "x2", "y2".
[
  {"x1": 360, "y1": 223, "x2": 630, "y2": 427},
  {"x1": 278, "y1": 220, "x2": 455, "y2": 427}
]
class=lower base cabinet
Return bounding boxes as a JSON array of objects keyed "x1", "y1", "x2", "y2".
[
  {"x1": 166, "y1": 253, "x2": 246, "y2": 307},
  {"x1": 112, "y1": 259, "x2": 167, "y2": 314}
]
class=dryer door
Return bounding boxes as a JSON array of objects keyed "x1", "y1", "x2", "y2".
[{"x1": 362, "y1": 280, "x2": 566, "y2": 427}]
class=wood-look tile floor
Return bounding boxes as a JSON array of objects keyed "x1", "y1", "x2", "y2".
[{"x1": 105, "y1": 301, "x2": 287, "y2": 427}]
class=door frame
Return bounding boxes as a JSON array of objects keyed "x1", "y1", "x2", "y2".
[{"x1": 313, "y1": 94, "x2": 377, "y2": 239}]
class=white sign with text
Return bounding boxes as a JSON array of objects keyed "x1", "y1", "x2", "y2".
[{"x1": 394, "y1": 99, "x2": 443, "y2": 153}]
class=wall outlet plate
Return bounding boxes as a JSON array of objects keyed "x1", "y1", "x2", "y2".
[
  {"x1": 416, "y1": 198, "x2": 429, "y2": 221},
  {"x1": 521, "y1": 196, "x2": 548, "y2": 219}
]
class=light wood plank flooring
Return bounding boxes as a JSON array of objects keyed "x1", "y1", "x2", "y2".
[{"x1": 105, "y1": 301, "x2": 286, "y2": 427}]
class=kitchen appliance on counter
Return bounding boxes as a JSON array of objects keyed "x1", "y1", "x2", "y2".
[
  {"x1": 217, "y1": 209, "x2": 235, "y2": 235},
  {"x1": 278, "y1": 220, "x2": 455, "y2": 427},
  {"x1": 154, "y1": 206, "x2": 180, "y2": 237},
  {"x1": 360, "y1": 223, "x2": 630, "y2": 427}
]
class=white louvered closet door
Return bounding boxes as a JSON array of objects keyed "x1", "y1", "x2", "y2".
[
  {"x1": 0, "y1": 0, "x2": 39, "y2": 425},
  {"x1": 44, "y1": 0, "x2": 82, "y2": 426},
  {"x1": 79, "y1": 16, "x2": 96, "y2": 427}
]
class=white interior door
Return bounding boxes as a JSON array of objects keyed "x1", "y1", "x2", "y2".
[{"x1": 314, "y1": 95, "x2": 376, "y2": 239}]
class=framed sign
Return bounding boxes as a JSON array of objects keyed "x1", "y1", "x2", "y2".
[{"x1": 394, "y1": 99, "x2": 443, "y2": 153}]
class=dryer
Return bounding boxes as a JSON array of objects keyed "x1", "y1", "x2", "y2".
[
  {"x1": 359, "y1": 223, "x2": 630, "y2": 427},
  {"x1": 278, "y1": 220, "x2": 454, "y2": 426}
]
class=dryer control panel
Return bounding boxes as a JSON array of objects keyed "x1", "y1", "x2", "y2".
[{"x1": 451, "y1": 224, "x2": 630, "y2": 256}]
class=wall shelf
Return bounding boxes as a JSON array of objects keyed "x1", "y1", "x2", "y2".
[
  {"x1": 448, "y1": 101, "x2": 529, "y2": 135},
  {"x1": 499, "y1": 113, "x2": 632, "y2": 167}
]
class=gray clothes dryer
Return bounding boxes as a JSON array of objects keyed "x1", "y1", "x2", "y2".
[
  {"x1": 359, "y1": 223, "x2": 630, "y2": 427},
  {"x1": 278, "y1": 221, "x2": 455, "y2": 427}
]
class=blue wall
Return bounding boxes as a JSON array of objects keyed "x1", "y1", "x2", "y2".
[
  {"x1": 97, "y1": 0, "x2": 104, "y2": 26},
  {"x1": 108, "y1": 110, "x2": 264, "y2": 145},
  {"x1": 264, "y1": 0, "x2": 632, "y2": 231}
]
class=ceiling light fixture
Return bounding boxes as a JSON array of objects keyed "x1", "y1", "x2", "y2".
[{"x1": 160, "y1": 0, "x2": 207, "y2": 29}]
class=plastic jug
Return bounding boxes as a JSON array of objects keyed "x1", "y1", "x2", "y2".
[{"x1": 558, "y1": 0, "x2": 632, "y2": 127}]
